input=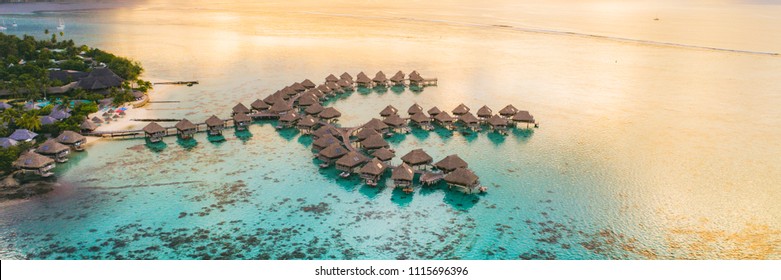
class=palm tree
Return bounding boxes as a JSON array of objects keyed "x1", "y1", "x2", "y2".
[
  {"x1": 1, "y1": 108, "x2": 21, "y2": 127},
  {"x1": 16, "y1": 111, "x2": 42, "y2": 132}
]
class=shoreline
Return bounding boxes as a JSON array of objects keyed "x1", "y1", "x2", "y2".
[{"x1": 0, "y1": 1, "x2": 134, "y2": 15}]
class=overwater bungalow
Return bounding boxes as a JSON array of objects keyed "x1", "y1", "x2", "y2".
[
  {"x1": 427, "y1": 106, "x2": 442, "y2": 117},
  {"x1": 232, "y1": 103, "x2": 251, "y2": 116},
  {"x1": 297, "y1": 94, "x2": 320, "y2": 108},
  {"x1": 319, "y1": 107, "x2": 342, "y2": 123},
  {"x1": 325, "y1": 74, "x2": 339, "y2": 83},
  {"x1": 233, "y1": 113, "x2": 251, "y2": 131},
  {"x1": 317, "y1": 143, "x2": 348, "y2": 167},
  {"x1": 359, "y1": 158, "x2": 387, "y2": 186},
  {"x1": 408, "y1": 71, "x2": 424, "y2": 85},
  {"x1": 356, "y1": 128, "x2": 381, "y2": 142},
  {"x1": 35, "y1": 139, "x2": 70, "y2": 162},
  {"x1": 356, "y1": 72, "x2": 372, "y2": 87},
  {"x1": 297, "y1": 115, "x2": 318, "y2": 134},
  {"x1": 316, "y1": 84, "x2": 332, "y2": 95},
  {"x1": 390, "y1": 71, "x2": 405, "y2": 86},
  {"x1": 434, "y1": 111, "x2": 456, "y2": 130},
  {"x1": 205, "y1": 115, "x2": 225, "y2": 136},
  {"x1": 143, "y1": 122, "x2": 166, "y2": 143},
  {"x1": 511, "y1": 110, "x2": 536, "y2": 127},
  {"x1": 305, "y1": 103, "x2": 324, "y2": 116},
  {"x1": 269, "y1": 99, "x2": 293, "y2": 115},
  {"x1": 282, "y1": 86, "x2": 298, "y2": 97},
  {"x1": 312, "y1": 126, "x2": 339, "y2": 140},
  {"x1": 444, "y1": 168, "x2": 481, "y2": 194},
  {"x1": 337, "y1": 79, "x2": 353, "y2": 90},
  {"x1": 80, "y1": 119, "x2": 98, "y2": 133},
  {"x1": 391, "y1": 163, "x2": 415, "y2": 190},
  {"x1": 477, "y1": 105, "x2": 493, "y2": 120},
  {"x1": 499, "y1": 104, "x2": 519, "y2": 118},
  {"x1": 305, "y1": 88, "x2": 325, "y2": 100},
  {"x1": 278, "y1": 112, "x2": 300, "y2": 129},
  {"x1": 373, "y1": 71, "x2": 388, "y2": 86},
  {"x1": 312, "y1": 134, "x2": 339, "y2": 153},
  {"x1": 401, "y1": 148, "x2": 433, "y2": 170},
  {"x1": 175, "y1": 119, "x2": 197, "y2": 139},
  {"x1": 291, "y1": 82, "x2": 306, "y2": 92},
  {"x1": 326, "y1": 81, "x2": 342, "y2": 94},
  {"x1": 371, "y1": 148, "x2": 395, "y2": 164},
  {"x1": 13, "y1": 152, "x2": 55, "y2": 177},
  {"x1": 410, "y1": 112, "x2": 434, "y2": 130},
  {"x1": 434, "y1": 154, "x2": 468, "y2": 174},
  {"x1": 382, "y1": 114, "x2": 409, "y2": 134},
  {"x1": 251, "y1": 99, "x2": 270, "y2": 113},
  {"x1": 408, "y1": 103, "x2": 423, "y2": 117},
  {"x1": 263, "y1": 93, "x2": 280, "y2": 105},
  {"x1": 487, "y1": 115, "x2": 509, "y2": 134},
  {"x1": 380, "y1": 105, "x2": 398, "y2": 118},
  {"x1": 458, "y1": 112, "x2": 480, "y2": 131},
  {"x1": 301, "y1": 79, "x2": 317, "y2": 89},
  {"x1": 362, "y1": 118, "x2": 390, "y2": 134},
  {"x1": 360, "y1": 134, "x2": 390, "y2": 151},
  {"x1": 452, "y1": 103, "x2": 470, "y2": 116},
  {"x1": 55, "y1": 131, "x2": 86, "y2": 151},
  {"x1": 336, "y1": 151, "x2": 368, "y2": 177},
  {"x1": 340, "y1": 72, "x2": 353, "y2": 83}
]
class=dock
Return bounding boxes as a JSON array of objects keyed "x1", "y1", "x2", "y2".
[{"x1": 153, "y1": 81, "x2": 199, "y2": 86}]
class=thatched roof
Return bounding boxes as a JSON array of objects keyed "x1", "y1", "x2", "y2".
[
  {"x1": 390, "y1": 71, "x2": 405, "y2": 82},
  {"x1": 410, "y1": 112, "x2": 430, "y2": 123},
  {"x1": 251, "y1": 99, "x2": 269, "y2": 110},
  {"x1": 458, "y1": 112, "x2": 479, "y2": 124},
  {"x1": 279, "y1": 112, "x2": 300, "y2": 122},
  {"x1": 512, "y1": 111, "x2": 535, "y2": 123},
  {"x1": 356, "y1": 72, "x2": 372, "y2": 84},
  {"x1": 408, "y1": 70, "x2": 423, "y2": 82},
  {"x1": 477, "y1": 105, "x2": 493, "y2": 118},
  {"x1": 77, "y1": 67, "x2": 124, "y2": 90},
  {"x1": 444, "y1": 168, "x2": 479, "y2": 187},
  {"x1": 301, "y1": 79, "x2": 316, "y2": 89},
  {"x1": 326, "y1": 82, "x2": 340, "y2": 91},
  {"x1": 356, "y1": 128, "x2": 381, "y2": 141},
  {"x1": 0, "y1": 138, "x2": 18, "y2": 148},
  {"x1": 10, "y1": 129, "x2": 38, "y2": 141},
  {"x1": 487, "y1": 115, "x2": 508, "y2": 126},
  {"x1": 434, "y1": 112, "x2": 455, "y2": 123},
  {"x1": 499, "y1": 104, "x2": 519, "y2": 116},
  {"x1": 144, "y1": 122, "x2": 165, "y2": 134},
  {"x1": 391, "y1": 163, "x2": 414, "y2": 181},
  {"x1": 175, "y1": 119, "x2": 197, "y2": 131},
  {"x1": 336, "y1": 151, "x2": 368, "y2": 168},
  {"x1": 305, "y1": 103, "x2": 324, "y2": 115},
  {"x1": 317, "y1": 84, "x2": 332, "y2": 93},
  {"x1": 401, "y1": 149, "x2": 433, "y2": 166},
  {"x1": 233, "y1": 103, "x2": 251, "y2": 114},
  {"x1": 452, "y1": 103, "x2": 470, "y2": 115},
  {"x1": 408, "y1": 103, "x2": 423, "y2": 115},
  {"x1": 382, "y1": 114, "x2": 406, "y2": 127},
  {"x1": 233, "y1": 112, "x2": 251, "y2": 122},
  {"x1": 205, "y1": 115, "x2": 224, "y2": 127},
  {"x1": 40, "y1": 116, "x2": 58, "y2": 125},
  {"x1": 318, "y1": 143, "x2": 348, "y2": 159},
  {"x1": 91, "y1": 116, "x2": 103, "y2": 123},
  {"x1": 325, "y1": 74, "x2": 339, "y2": 83},
  {"x1": 313, "y1": 126, "x2": 339, "y2": 139},
  {"x1": 313, "y1": 134, "x2": 339, "y2": 149},
  {"x1": 340, "y1": 72, "x2": 353, "y2": 81},
  {"x1": 269, "y1": 99, "x2": 293, "y2": 113},
  {"x1": 359, "y1": 158, "x2": 387, "y2": 176},
  {"x1": 298, "y1": 115, "x2": 317, "y2": 127},
  {"x1": 263, "y1": 93, "x2": 280, "y2": 105},
  {"x1": 36, "y1": 139, "x2": 69, "y2": 155},
  {"x1": 305, "y1": 88, "x2": 324, "y2": 99},
  {"x1": 337, "y1": 79, "x2": 352, "y2": 88},
  {"x1": 362, "y1": 118, "x2": 389, "y2": 131},
  {"x1": 361, "y1": 134, "x2": 389, "y2": 150},
  {"x1": 298, "y1": 94, "x2": 319, "y2": 106},
  {"x1": 380, "y1": 105, "x2": 398, "y2": 117},
  {"x1": 373, "y1": 71, "x2": 387, "y2": 83},
  {"x1": 13, "y1": 152, "x2": 54, "y2": 169},
  {"x1": 435, "y1": 154, "x2": 468, "y2": 172},
  {"x1": 49, "y1": 109, "x2": 71, "y2": 120},
  {"x1": 427, "y1": 106, "x2": 441, "y2": 116},
  {"x1": 319, "y1": 107, "x2": 342, "y2": 119},
  {"x1": 56, "y1": 130, "x2": 85, "y2": 144},
  {"x1": 291, "y1": 82, "x2": 306, "y2": 92},
  {"x1": 81, "y1": 119, "x2": 98, "y2": 131},
  {"x1": 371, "y1": 148, "x2": 395, "y2": 161},
  {"x1": 281, "y1": 86, "x2": 297, "y2": 96}
]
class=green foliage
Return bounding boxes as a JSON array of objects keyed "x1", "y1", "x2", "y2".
[
  {"x1": 86, "y1": 48, "x2": 143, "y2": 80},
  {"x1": 0, "y1": 141, "x2": 35, "y2": 173}
]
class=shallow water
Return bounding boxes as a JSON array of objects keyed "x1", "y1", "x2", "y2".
[{"x1": 0, "y1": 0, "x2": 780, "y2": 259}]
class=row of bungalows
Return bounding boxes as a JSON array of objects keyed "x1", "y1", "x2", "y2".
[
  {"x1": 434, "y1": 111, "x2": 456, "y2": 130},
  {"x1": 389, "y1": 71, "x2": 405, "y2": 86},
  {"x1": 13, "y1": 152, "x2": 56, "y2": 177},
  {"x1": 11, "y1": 130, "x2": 87, "y2": 177},
  {"x1": 382, "y1": 114, "x2": 409, "y2": 134},
  {"x1": 458, "y1": 112, "x2": 481, "y2": 131},
  {"x1": 205, "y1": 115, "x2": 226, "y2": 136},
  {"x1": 175, "y1": 119, "x2": 197, "y2": 139}
]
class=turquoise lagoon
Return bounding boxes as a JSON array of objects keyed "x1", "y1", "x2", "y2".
[{"x1": 1, "y1": 0, "x2": 780, "y2": 259}]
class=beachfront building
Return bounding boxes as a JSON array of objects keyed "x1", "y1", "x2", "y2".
[
  {"x1": 371, "y1": 148, "x2": 395, "y2": 164},
  {"x1": 81, "y1": 119, "x2": 98, "y2": 133},
  {"x1": 233, "y1": 113, "x2": 251, "y2": 131},
  {"x1": 407, "y1": 103, "x2": 423, "y2": 117},
  {"x1": 410, "y1": 112, "x2": 434, "y2": 130},
  {"x1": 359, "y1": 158, "x2": 387, "y2": 186},
  {"x1": 362, "y1": 118, "x2": 390, "y2": 135},
  {"x1": 39, "y1": 116, "x2": 58, "y2": 126},
  {"x1": 401, "y1": 149, "x2": 433, "y2": 170},
  {"x1": 251, "y1": 99, "x2": 270, "y2": 113},
  {"x1": 512, "y1": 111, "x2": 536, "y2": 128},
  {"x1": 278, "y1": 112, "x2": 300, "y2": 129},
  {"x1": 317, "y1": 143, "x2": 348, "y2": 167},
  {"x1": 477, "y1": 105, "x2": 493, "y2": 120},
  {"x1": 232, "y1": 103, "x2": 251, "y2": 117},
  {"x1": 444, "y1": 168, "x2": 481, "y2": 194},
  {"x1": 452, "y1": 103, "x2": 470, "y2": 116},
  {"x1": 380, "y1": 105, "x2": 398, "y2": 118},
  {"x1": 390, "y1": 71, "x2": 405, "y2": 86},
  {"x1": 434, "y1": 154, "x2": 468, "y2": 174},
  {"x1": 319, "y1": 107, "x2": 342, "y2": 123},
  {"x1": 360, "y1": 134, "x2": 390, "y2": 151},
  {"x1": 499, "y1": 104, "x2": 519, "y2": 118},
  {"x1": 13, "y1": 152, "x2": 56, "y2": 177},
  {"x1": 301, "y1": 79, "x2": 316, "y2": 89},
  {"x1": 312, "y1": 134, "x2": 339, "y2": 153},
  {"x1": 305, "y1": 103, "x2": 324, "y2": 117},
  {"x1": 143, "y1": 122, "x2": 166, "y2": 143},
  {"x1": 297, "y1": 115, "x2": 318, "y2": 134},
  {"x1": 56, "y1": 130, "x2": 87, "y2": 151},
  {"x1": 434, "y1": 112, "x2": 456, "y2": 130},
  {"x1": 487, "y1": 115, "x2": 509, "y2": 134},
  {"x1": 458, "y1": 112, "x2": 481, "y2": 131},
  {"x1": 427, "y1": 107, "x2": 441, "y2": 118},
  {"x1": 205, "y1": 115, "x2": 225, "y2": 136},
  {"x1": 391, "y1": 163, "x2": 415, "y2": 190},
  {"x1": 0, "y1": 138, "x2": 19, "y2": 148},
  {"x1": 335, "y1": 151, "x2": 368, "y2": 176},
  {"x1": 35, "y1": 139, "x2": 70, "y2": 162},
  {"x1": 373, "y1": 71, "x2": 388, "y2": 86},
  {"x1": 77, "y1": 67, "x2": 124, "y2": 91},
  {"x1": 175, "y1": 119, "x2": 197, "y2": 139},
  {"x1": 356, "y1": 72, "x2": 372, "y2": 87},
  {"x1": 382, "y1": 114, "x2": 409, "y2": 134},
  {"x1": 9, "y1": 129, "x2": 38, "y2": 142}
]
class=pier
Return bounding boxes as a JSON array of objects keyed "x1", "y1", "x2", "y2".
[{"x1": 153, "y1": 81, "x2": 199, "y2": 86}]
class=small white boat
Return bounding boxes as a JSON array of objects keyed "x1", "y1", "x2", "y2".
[
  {"x1": 12, "y1": 21, "x2": 17, "y2": 28},
  {"x1": 0, "y1": 20, "x2": 7, "y2": 31},
  {"x1": 339, "y1": 171, "x2": 351, "y2": 178},
  {"x1": 57, "y1": 18, "x2": 65, "y2": 30}
]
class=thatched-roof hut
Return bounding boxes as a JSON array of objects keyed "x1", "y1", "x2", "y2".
[
  {"x1": 251, "y1": 99, "x2": 270, "y2": 113},
  {"x1": 291, "y1": 82, "x2": 306, "y2": 92},
  {"x1": 282, "y1": 86, "x2": 298, "y2": 97},
  {"x1": 452, "y1": 103, "x2": 470, "y2": 116},
  {"x1": 316, "y1": 84, "x2": 332, "y2": 94},
  {"x1": 444, "y1": 168, "x2": 480, "y2": 193},
  {"x1": 391, "y1": 163, "x2": 415, "y2": 188},
  {"x1": 362, "y1": 118, "x2": 389, "y2": 134},
  {"x1": 408, "y1": 70, "x2": 424, "y2": 84},
  {"x1": 382, "y1": 114, "x2": 408, "y2": 133},
  {"x1": 143, "y1": 122, "x2": 166, "y2": 142},
  {"x1": 487, "y1": 115, "x2": 508, "y2": 132},
  {"x1": 269, "y1": 99, "x2": 293, "y2": 115},
  {"x1": 337, "y1": 79, "x2": 353, "y2": 89},
  {"x1": 340, "y1": 72, "x2": 353, "y2": 82},
  {"x1": 305, "y1": 103, "x2": 324, "y2": 116},
  {"x1": 410, "y1": 112, "x2": 433, "y2": 130},
  {"x1": 36, "y1": 139, "x2": 70, "y2": 162},
  {"x1": 371, "y1": 148, "x2": 395, "y2": 163},
  {"x1": 9, "y1": 129, "x2": 37, "y2": 142},
  {"x1": 297, "y1": 115, "x2": 318, "y2": 134},
  {"x1": 264, "y1": 93, "x2": 280, "y2": 105},
  {"x1": 408, "y1": 103, "x2": 423, "y2": 116},
  {"x1": 205, "y1": 115, "x2": 225, "y2": 136},
  {"x1": 301, "y1": 79, "x2": 316, "y2": 89},
  {"x1": 390, "y1": 71, "x2": 405, "y2": 85},
  {"x1": 326, "y1": 81, "x2": 341, "y2": 93},
  {"x1": 56, "y1": 131, "x2": 86, "y2": 151},
  {"x1": 233, "y1": 103, "x2": 251, "y2": 116},
  {"x1": 325, "y1": 74, "x2": 339, "y2": 83},
  {"x1": 434, "y1": 112, "x2": 456, "y2": 129},
  {"x1": 312, "y1": 126, "x2": 339, "y2": 140},
  {"x1": 434, "y1": 154, "x2": 468, "y2": 173},
  {"x1": 312, "y1": 134, "x2": 339, "y2": 153},
  {"x1": 499, "y1": 104, "x2": 519, "y2": 118},
  {"x1": 233, "y1": 113, "x2": 251, "y2": 131},
  {"x1": 427, "y1": 106, "x2": 441, "y2": 117},
  {"x1": 175, "y1": 118, "x2": 197, "y2": 139},
  {"x1": 91, "y1": 116, "x2": 103, "y2": 124},
  {"x1": 458, "y1": 112, "x2": 480, "y2": 131},
  {"x1": 336, "y1": 151, "x2": 368, "y2": 173},
  {"x1": 278, "y1": 112, "x2": 300, "y2": 128},
  {"x1": 319, "y1": 107, "x2": 342, "y2": 122},
  {"x1": 401, "y1": 148, "x2": 433, "y2": 170},
  {"x1": 359, "y1": 158, "x2": 387, "y2": 186},
  {"x1": 477, "y1": 105, "x2": 493, "y2": 119},
  {"x1": 317, "y1": 143, "x2": 348, "y2": 165},
  {"x1": 373, "y1": 71, "x2": 388, "y2": 85},
  {"x1": 77, "y1": 67, "x2": 124, "y2": 90},
  {"x1": 356, "y1": 128, "x2": 381, "y2": 141},
  {"x1": 13, "y1": 152, "x2": 55, "y2": 177},
  {"x1": 356, "y1": 72, "x2": 372, "y2": 86},
  {"x1": 297, "y1": 94, "x2": 319, "y2": 107},
  {"x1": 360, "y1": 134, "x2": 390, "y2": 150},
  {"x1": 380, "y1": 105, "x2": 398, "y2": 117},
  {"x1": 81, "y1": 119, "x2": 98, "y2": 132},
  {"x1": 511, "y1": 110, "x2": 535, "y2": 127}
]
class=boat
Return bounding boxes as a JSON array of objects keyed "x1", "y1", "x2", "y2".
[
  {"x1": 319, "y1": 162, "x2": 329, "y2": 168},
  {"x1": 12, "y1": 21, "x2": 17, "y2": 28},
  {"x1": 0, "y1": 20, "x2": 7, "y2": 31},
  {"x1": 57, "y1": 18, "x2": 65, "y2": 30},
  {"x1": 339, "y1": 171, "x2": 351, "y2": 178}
]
